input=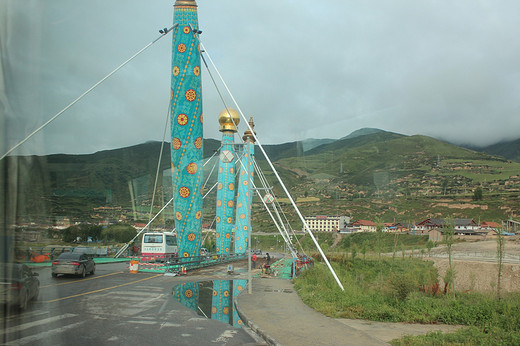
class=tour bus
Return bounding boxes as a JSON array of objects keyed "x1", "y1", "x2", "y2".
[{"x1": 140, "y1": 231, "x2": 178, "y2": 261}]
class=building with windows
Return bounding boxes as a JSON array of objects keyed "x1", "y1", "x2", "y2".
[
  {"x1": 303, "y1": 215, "x2": 350, "y2": 232},
  {"x1": 351, "y1": 219, "x2": 377, "y2": 232}
]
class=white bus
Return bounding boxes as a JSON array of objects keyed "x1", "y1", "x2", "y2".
[{"x1": 140, "y1": 231, "x2": 178, "y2": 261}]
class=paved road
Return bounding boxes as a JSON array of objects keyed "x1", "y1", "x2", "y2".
[{"x1": 1, "y1": 262, "x2": 258, "y2": 345}]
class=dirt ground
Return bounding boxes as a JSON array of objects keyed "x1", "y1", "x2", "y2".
[
  {"x1": 428, "y1": 238, "x2": 520, "y2": 293},
  {"x1": 336, "y1": 239, "x2": 520, "y2": 342}
]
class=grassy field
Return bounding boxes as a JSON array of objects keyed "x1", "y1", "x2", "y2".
[{"x1": 294, "y1": 259, "x2": 520, "y2": 345}]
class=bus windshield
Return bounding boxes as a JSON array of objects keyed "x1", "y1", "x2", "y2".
[
  {"x1": 143, "y1": 234, "x2": 163, "y2": 243},
  {"x1": 165, "y1": 235, "x2": 177, "y2": 246}
]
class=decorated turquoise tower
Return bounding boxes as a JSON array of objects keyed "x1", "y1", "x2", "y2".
[
  {"x1": 170, "y1": 0, "x2": 203, "y2": 258},
  {"x1": 234, "y1": 117, "x2": 255, "y2": 254},
  {"x1": 215, "y1": 109, "x2": 239, "y2": 254}
]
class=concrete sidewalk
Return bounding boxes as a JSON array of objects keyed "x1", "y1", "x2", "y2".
[{"x1": 236, "y1": 278, "x2": 388, "y2": 346}]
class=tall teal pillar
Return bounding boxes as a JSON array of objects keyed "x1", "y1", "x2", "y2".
[
  {"x1": 215, "y1": 109, "x2": 239, "y2": 254},
  {"x1": 234, "y1": 117, "x2": 255, "y2": 254},
  {"x1": 232, "y1": 279, "x2": 247, "y2": 328},
  {"x1": 211, "y1": 280, "x2": 231, "y2": 324},
  {"x1": 173, "y1": 282, "x2": 199, "y2": 311},
  {"x1": 170, "y1": 0, "x2": 203, "y2": 258}
]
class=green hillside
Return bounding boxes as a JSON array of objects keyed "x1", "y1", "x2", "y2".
[
  {"x1": 5, "y1": 130, "x2": 520, "y2": 227},
  {"x1": 260, "y1": 133, "x2": 520, "y2": 230},
  {"x1": 480, "y1": 138, "x2": 520, "y2": 162}
]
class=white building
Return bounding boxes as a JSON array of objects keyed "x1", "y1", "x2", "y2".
[{"x1": 303, "y1": 215, "x2": 350, "y2": 232}]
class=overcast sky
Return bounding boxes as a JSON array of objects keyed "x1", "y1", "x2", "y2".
[{"x1": 2, "y1": 0, "x2": 520, "y2": 155}]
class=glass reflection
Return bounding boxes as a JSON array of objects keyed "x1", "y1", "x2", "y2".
[{"x1": 172, "y1": 279, "x2": 247, "y2": 328}]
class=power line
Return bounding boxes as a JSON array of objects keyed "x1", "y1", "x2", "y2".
[{"x1": 1, "y1": 24, "x2": 177, "y2": 160}]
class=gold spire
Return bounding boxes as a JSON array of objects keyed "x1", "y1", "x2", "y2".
[
  {"x1": 243, "y1": 116, "x2": 256, "y2": 143},
  {"x1": 174, "y1": 0, "x2": 197, "y2": 7},
  {"x1": 218, "y1": 108, "x2": 240, "y2": 133}
]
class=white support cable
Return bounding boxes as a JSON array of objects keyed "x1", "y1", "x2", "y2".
[
  {"x1": 235, "y1": 151, "x2": 297, "y2": 257},
  {"x1": 203, "y1": 181, "x2": 218, "y2": 199},
  {"x1": 270, "y1": 201, "x2": 294, "y2": 248},
  {"x1": 252, "y1": 157, "x2": 306, "y2": 256},
  {"x1": 115, "y1": 197, "x2": 175, "y2": 258},
  {"x1": 253, "y1": 181, "x2": 298, "y2": 258},
  {"x1": 1, "y1": 25, "x2": 178, "y2": 161},
  {"x1": 202, "y1": 158, "x2": 218, "y2": 190},
  {"x1": 203, "y1": 144, "x2": 222, "y2": 167},
  {"x1": 148, "y1": 103, "x2": 172, "y2": 223},
  {"x1": 199, "y1": 41, "x2": 344, "y2": 291},
  {"x1": 249, "y1": 151, "x2": 304, "y2": 254}
]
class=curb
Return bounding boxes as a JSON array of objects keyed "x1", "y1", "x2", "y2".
[{"x1": 234, "y1": 293, "x2": 281, "y2": 346}]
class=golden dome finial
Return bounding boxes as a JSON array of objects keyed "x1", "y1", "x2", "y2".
[
  {"x1": 218, "y1": 108, "x2": 240, "y2": 133},
  {"x1": 175, "y1": 0, "x2": 197, "y2": 7},
  {"x1": 243, "y1": 116, "x2": 256, "y2": 143}
]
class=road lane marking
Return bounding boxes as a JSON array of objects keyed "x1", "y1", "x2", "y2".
[
  {"x1": 42, "y1": 274, "x2": 162, "y2": 303},
  {"x1": 40, "y1": 271, "x2": 124, "y2": 288},
  {"x1": 5, "y1": 321, "x2": 86, "y2": 345},
  {"x1": 0, "y1": 313, "x2": 77, "y2": 336}
]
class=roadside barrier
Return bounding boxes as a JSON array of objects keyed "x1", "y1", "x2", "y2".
[
  {"x1": 129, "y1": 260, "x2": 139, "y2": 273},
  {"x1": 125, "y1": 253, "x2": 247, "y2": 274}
]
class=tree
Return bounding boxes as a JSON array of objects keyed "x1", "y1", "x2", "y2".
[
  {"x1": 443, "y1": 219, "x2": 457, "y2": 294},
  {"x1": 61, "y1": 224, "x2": 102, "y2": 243},
  {"x1": 496, "y1": 229, "x2": 505, "y2": 300},
  {"x1": 361, "y1": 240, "x2": 368, "y2": 260},
  {"x1": 426, "y1": 240, "x2": 435, "y2": 257},
  {"x1": 102, "y1": 224, "x2": 137, "y2": 243},
  {"x1": 473, "y1": 186, "x2": 483, "y2": 201}
]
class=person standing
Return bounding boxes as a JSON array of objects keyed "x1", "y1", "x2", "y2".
[
  {"x1": 252, "y1": 253, "x2": 257, "y2": 269},
  {"x1": 266, "y1": 252, "x2": 271, "y2": 266}
]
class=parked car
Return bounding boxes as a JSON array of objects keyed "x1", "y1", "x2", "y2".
[
  {"x1": 0, "y1": 263, "x2": 40, "y2": 310},
  {"x1": 199, "y1": 248, "x2": 211, "y2": 259},
  {"x1": 52, "y1": 253, "x2": 95, "y2": 278}
]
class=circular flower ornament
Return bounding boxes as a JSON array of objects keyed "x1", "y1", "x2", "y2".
[
  {"x1": 183, "y1": 26, "x2": 191, "y2": 34},
  {"x1": 179, "y1": 186, "x2": 191, "y2": 198},
  {"x1": 173, "y1": 66, "x2": 180, "y2": 76},
  {"x1": 177, "y1": 43, "x2": 187, "y2": 53},
  {"x1": 194, "y1": 137, "x2": 203, "y2": 149},
  {"x1": 177, "y1": 113, "x2": 188, "y2": 126},
  {"x1": 172, "y1": 138, "x2": 181, "y2": 150},
  {"x1": 185, "y1": 89, "x2": 197, "y2": 102},
  {"x1": 186, "y1": 162, "x2": 198, "y2": 174}
]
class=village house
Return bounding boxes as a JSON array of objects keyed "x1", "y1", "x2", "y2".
[
  {"x1": 351, "y1": 219, "x2": 377, "y2": 232},
  {"x1": 415, "y1": 218, "x2": 501, "y2": 241}
]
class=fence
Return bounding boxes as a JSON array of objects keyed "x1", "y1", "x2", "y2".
[{"x1": 134, "y1": 253, "x2": 247, "y2": 274}]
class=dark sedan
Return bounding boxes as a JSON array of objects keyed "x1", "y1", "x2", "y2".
[
  {"x1": 0, "y1": 263, "x2": 40, "y2": 310},
  {"x1": 52, "y1": 253, "x2": 96, "y2": 278}
]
